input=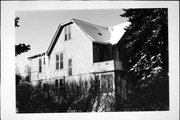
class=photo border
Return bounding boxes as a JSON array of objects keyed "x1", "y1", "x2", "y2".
[{"x1": 1, "y1": 1, "x2": 179, "y2": 120}]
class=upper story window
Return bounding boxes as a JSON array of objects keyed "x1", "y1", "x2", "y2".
[
  {"x1": 39, "y1": 58, "x2": 42, "y2": 73},
  {"x1": 64, "y1": 25, "x2": 71, "y2": 41},
  {"x1": 93, "y1": 43, "x2": 113, "y2": 63},
  {"x1": 56, "y1": 52, "x2": 63, "y2": 70}
]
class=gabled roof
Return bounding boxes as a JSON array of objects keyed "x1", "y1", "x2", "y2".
[
  {"x1": 46, "y1": 18, "x2": 129, "y2": 56},
  {"x1": 73, "y1": 19, "x2": 111, "y2": 44}
]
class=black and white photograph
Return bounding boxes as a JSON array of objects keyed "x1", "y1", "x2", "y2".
[{"x1": 1, "y1": 1, "x2": 179, "y2": 120}]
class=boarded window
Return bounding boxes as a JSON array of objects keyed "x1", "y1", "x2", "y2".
[
  {"x1": 39, "y1": 58, "x2": 42, "y2": 73},
  {"x1": 68, "y1": 59, "x2": 72, "y2": 76}
]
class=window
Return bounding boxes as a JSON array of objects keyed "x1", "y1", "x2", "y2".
[
  {"x1": 59, "y1": 79, "x2": 65, "y2": 87},
  {"x1": 100, "y1": 74, "x2": 113, "y2": 93},
  {"x1": 93, "y1": 43, "x2": 106, "y2": 63},
  {"x1": 56, "y1": 53, "x2": 63, "y2": 70},
  {"x1": 55, "y1": 80, "x2": 58, "y2": 88},
  {"x1": 39, "y1": 58, "x2": 42, "y2": 73},
  {"x1": 68, "y1": 59, "x2": 72, "y2": 76},
  {"x1": 60, "y1": 53, "x2": 63, "y2": 69},
  {"x1": 68, "y1": 25, "x2": 71, "y2": 40},
  {"x1": 101, "y1": 76, "x2": 107, "y2": 93},
  {"x1": 64, "y1": 26, "x2": 68, "y2": 41},
  {"x1": 56, "y1": 54, "x2": 59, "y2": 70},
  {"x1": 64, "y1": 25, "x2": 71, "y2": 41},
  {"x1": 55, "y1": 79, "x2": 65, "y2": 88}
]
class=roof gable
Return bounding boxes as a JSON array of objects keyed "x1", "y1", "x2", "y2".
[
  {"x1": 47, "y1": 21, "x2": 73, "y2": 56},
  {"x1": 46, "y1": 18, "x2": 129, "y2": 56}
]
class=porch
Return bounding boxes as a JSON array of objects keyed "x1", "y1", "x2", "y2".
[{"x1": 91, "y1": 60, "x2": 124, "y2": 73}]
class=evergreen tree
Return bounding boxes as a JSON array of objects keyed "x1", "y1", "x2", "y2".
[{"x1": 120, "y1": 8, "x2": 169, "y2": 110}]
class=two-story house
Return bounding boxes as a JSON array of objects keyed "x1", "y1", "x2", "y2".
[{"x1": 28, "y1": 18, "x2": 130, "y2": 99}]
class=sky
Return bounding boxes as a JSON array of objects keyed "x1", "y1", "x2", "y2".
[{"x1": 15, "y1": 9, "x2": 128, "y2": 76}]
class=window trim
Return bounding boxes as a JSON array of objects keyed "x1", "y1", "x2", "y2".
[
  {"x1": 68, "y1": 25, "x2": 71, "y2": 40},
  {"x1": 64, "y1": 26, "x2": 68, "y2": 41},
  {"x1": 64, "y1": 25, "x2": 71, "y2": 41},
  {"x1": 56, "y1": 54, "x2": 60, "y2": 70},
  {"x1": 60, "y1": 53, "x2": 63, "y2": 69},
  {"x1": 55, "y1": 78, "x2": 65, "y2": 88},
  {"x1": 55, "y1": 52, "x2": 64, "y2": 70}
]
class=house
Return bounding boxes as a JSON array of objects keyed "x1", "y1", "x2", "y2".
[{"x1": 28, "y1": 18, "x2": 130, "y2": 99}]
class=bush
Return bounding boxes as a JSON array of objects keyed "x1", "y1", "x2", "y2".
[{"x1": 16, "y1": 76, "x2": 105, "y2": 113}]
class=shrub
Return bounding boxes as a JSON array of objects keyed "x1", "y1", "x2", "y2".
[{"x1": 16, "y1": 75, "x2": 110, "y2": 113}]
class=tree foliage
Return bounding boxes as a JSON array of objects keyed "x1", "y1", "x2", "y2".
[
  {"x1": 120, "y1": 8, "x2": 169, "y2": 110},
  {"x1": 15, "y1": 43, "x2": 31, "y2": 56},
  {"x1": 15, "y1": 17, "x2": 31, "y2": 56},
  {"x1": 15, "y1": 17, "x2": 20, "y2": 27}
]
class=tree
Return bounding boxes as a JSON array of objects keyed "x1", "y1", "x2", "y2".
[
  {"x1": 15, "y1": 17, "x2": 20, "y2": 27},
  {"x1": 15, "y1": 43, "x2": 30, "y2": 56},
  {"x1": 15, "y1": 17, "x2": 31, "y2": 56},
  {"x1": 16, "y1": 65, "x2": 22, "y2": 86},
  {"x1": 15, "y1": 16, "x2": 31, "y2": 86},
  {"x1": 120, "y1": 8, "x2": 169, "y2": 110},
  {"x1": 24, "y1": 65, "x2": 31, "y2": 82}
]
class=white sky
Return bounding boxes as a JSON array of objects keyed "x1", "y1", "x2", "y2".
[{"x1": 15, "y1": 9, "x2": 128, "y2": 76}]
